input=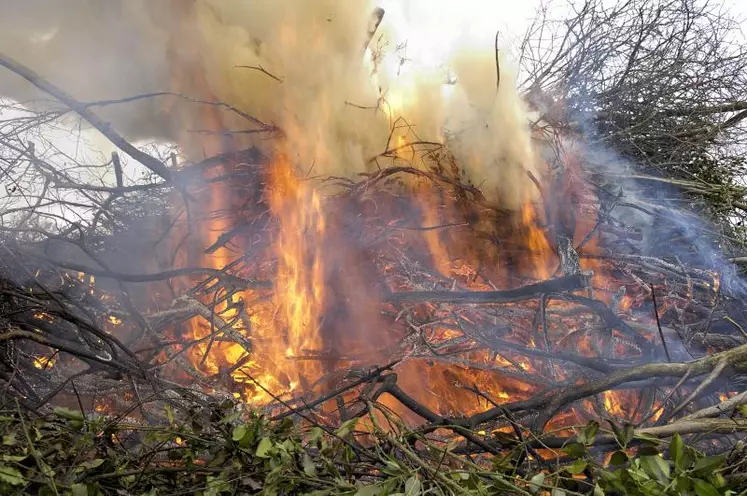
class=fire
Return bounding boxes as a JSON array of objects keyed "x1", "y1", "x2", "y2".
[
  {"x1": 603, "y1": 390, "x2": 625, "y2": 418},
  {"x1": 416, "y1": 186, "x2": 454, "y2": 277},
  {"x1": 718, "y1": 392, "x2": 738, "y2": 402},
  {"x1": 267, "y1": 154, "x2": 327, "y2": 387},
  {"x1": 33, "y1": 355, "x2": 56, "y2": 369},
  {"x1": 152, "y1": 2, "x2": 668, "y2": 433},
  {"x1": 520, "y1": 201, "x2": 555, "y2": 280},
  {"x1": 94, "y1": 398, "x2": 114, "y2": 414},
  {"x1": 33, "y1": 312, "x2": 55, "y2": 322}
]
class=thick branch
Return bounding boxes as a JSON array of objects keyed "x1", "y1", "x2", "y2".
[
  {"x1": 385, "y1": 274, "x2": 590, "y2": 304},
  {"x1": 0, "y1": 53, "x2": 172, "y2": 180}
]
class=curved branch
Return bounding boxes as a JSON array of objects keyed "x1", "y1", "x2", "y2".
[{"x1": 0, "y1": 53, "x2": 172, "y2": 180}]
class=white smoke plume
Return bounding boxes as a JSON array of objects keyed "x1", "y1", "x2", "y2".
[{"x1": 0, "y1": 0, "x2": 540, "y2": 207}]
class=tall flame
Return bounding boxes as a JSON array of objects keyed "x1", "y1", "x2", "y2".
[
  {"x1": 268, "y1": 155, "x2": 326, "y2": 388},
  {"x1": 147, "y1": 1, "x2": 646, "y2": 427}
]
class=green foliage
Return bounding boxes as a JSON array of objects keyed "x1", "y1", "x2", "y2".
[
  {"x1": 557, "y1": 424, "x2": 735, "y2": 496},
  {"x1": 0, "y1": 406, "x2": 742, "y2": 495}
]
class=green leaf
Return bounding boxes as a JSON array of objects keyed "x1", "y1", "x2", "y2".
[
  {"x1": 563, "y1": 442, "x2": 586, "y2": 459},
  {"x1": 635, "y1": 433, "x2": 661, "y2": 446},
  {"x1": 694, "y1": 479, "x2": 721, "y2": 496},
  {"x1": 580, "y1": 420, "x2": 599, "y2": 445},
  {"x1": 593, "y1": 484, "x2": 604, "y2": 496},
  {"x1": 1, "y1": 455, "x2": 27, "y2": 463},
  {"x1": 302, "y1": 453, "x2": 316, "y2": 477},
  {"x1": 404, "y1": 475, "x2": 421, "y2": 496},
  {"x1": 121, "y1": 474, "x2": 136, "y2": 488},
  {"x1": 75, "y1": 458, "x2": 105, "y2": 473},
  {"x1": 383, "y1": 460, "x2": 403, "y2": 476},
  {"x1": 638, "y1": 446, "x2": 660, "y2": 457},
  {"x1": 713, "y1": 473, "x2": 726, "y2": 488},
  {"x1": 164, "y1": 404, "x2": 175, "y2": 425},
  {"x1": 609, "y1": 450, "x2": 629, "y2": 466},
  {"x1": 218, "y1": 410, "x2": 242, "y2": 425},
  {"x1": 336, "y1": 418, "x2": 358, "y2": 438},
  {"x1": 609, "y1": 420, "x2": 624, "y2": 447},
  {"x1": 670, "y1": 434, "x2": 685, "y2": 471},
  {"x1": 567, "y1": 459, "x2": 588, "y2": 475},
  {"x1": 255, "y1": 437, "x2": 273, "y2": 458},
  {"x1": 82, "y1": 458, "x2": 104, "y2": 470},
  {"x1": 2, "y1": 432, "x2": 16, "y2": 446},
  {"x1": 71, "y1": 483, "x2": 88, "y2": 496},
  {"x1": 675, "y1": 475, "x2": 694, "y2": 492},
  {"x1": 309, "y1": 426, "x2": 323, "y2": 443},
  {"x1": 640, "y1": 455, "x2": 671, "y2": 484},
  {"x1": 0, "y1": 464, "x2": 26, "y2": 486},
  {"x1": 622, "y1": 423, "x2": 635, "y2": 446},
  {"x1": 528, "y1": 473, "x2": 545, "y2": 494},
  {"x1": 355, "y1": 485, "x2": 381, "y2": 496},
  {"x1": 693, "y1": 455, "x2": 726, "y2": 475},
  {"x1": 53, "y1": 407, "x2": 84, "y2": 422},
  {"x1": 232, "y1": 424, "x2": 248, "y2": 442}
]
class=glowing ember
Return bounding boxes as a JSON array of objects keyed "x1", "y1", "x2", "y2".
[
  {"x1": 33, "y1": 355, "x2": 56, "y2": 370},
  {"x1": 33, "y1": 312, "x2": 55, "y2": 322}
]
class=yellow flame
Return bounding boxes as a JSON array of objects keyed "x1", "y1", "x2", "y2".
[
  {"x1": 268, "y1": 156, "x2": 326, "y2": 386},
  {"x1": 521, "y1": 202, "x2": 554, "y2": 280},
  {"x1": 603, "y1": 390, "x2": 624, "y2": 418},
  {"x1": 33, "y1": 355, "x2": 56, "y2": 369}
]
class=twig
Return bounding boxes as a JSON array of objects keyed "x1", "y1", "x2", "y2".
[
  {"x1": 112, "y1": 151, "x2": 123, "y2": 188},
  {"x1": 662, "y1": 360, "x2": 727, "y2": 422},
  {"x1": 650, "y1": 283, "x2": 672, "y2": 362},
  {"x1": 681, "y1": 390, "x2": 747, "y2": 421},
  {"x1": 235, "y1": 65, "x2": 283, "y2": 83},
  {"x1": 272, "y1": 360, "x2": 400, "y2": 420},
  {"x1": 495, "y1": 30, "x2": 501, "y2": 91}
]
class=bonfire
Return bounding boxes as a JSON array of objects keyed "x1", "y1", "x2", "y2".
[{"x1": 1, "y1": 1, "x2": 747, "y2": 495}]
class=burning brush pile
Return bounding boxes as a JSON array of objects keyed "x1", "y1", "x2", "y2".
[{"x1": 2, "y1": 1, "x2": 747, "y2": 494}]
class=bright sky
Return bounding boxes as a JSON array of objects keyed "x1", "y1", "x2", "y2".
[
  {"x1": 378, "y1": 0, "x2": 541, "y2": 57},
  {"x1": 380, "y1": 0, "x2": 746, "y2": 56}
]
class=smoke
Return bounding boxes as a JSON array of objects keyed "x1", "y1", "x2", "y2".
[
  {"x1": 0, "y1": 0, "x2": 538, "y2": 208},
  {"x1": 576, "y1": 129, "x2": 747, "y2": 295},
  {"x1": 444, "y1": 51, "x2": 539, "y2": 207}
]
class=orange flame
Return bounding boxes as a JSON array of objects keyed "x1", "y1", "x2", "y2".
[
  {"x1": 267, "y1": 154, "x2": 327, "y2": 389},
  {"x1": 152, "y1": 3, "x2": 672, "y2": 433}
]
